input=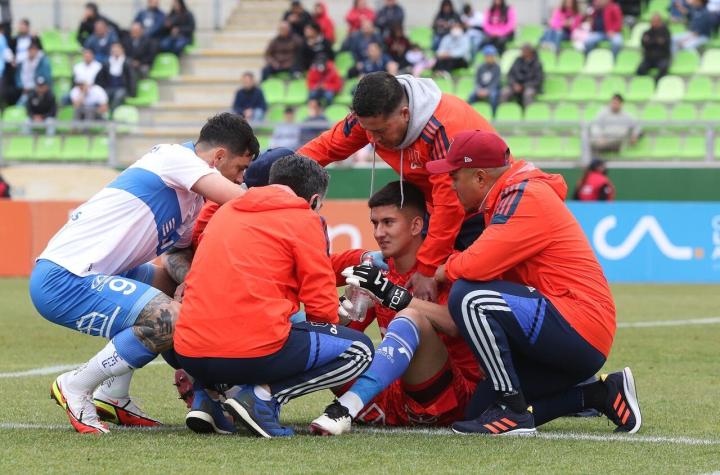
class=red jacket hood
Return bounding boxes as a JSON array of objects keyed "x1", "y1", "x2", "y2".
[{"x1": 233, "y1": 185, "x2": 310, "y2": 213}]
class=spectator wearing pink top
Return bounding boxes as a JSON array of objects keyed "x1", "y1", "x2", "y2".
[
  {"x1": 482, "y1": 0, "x2": 516, "y2": 55},
  {"x1": 540, "y1": 0, "x2": 583, "y2": 52},
  {"x1": 346, "y1": 0, "x2": 375, "y2": 33}
]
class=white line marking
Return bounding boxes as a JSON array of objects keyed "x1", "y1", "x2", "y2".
[
  {"x1": 0, "y1": 422, "x2": 184, "y2": 432},
  {"x1": 0, "y1": 361, "x2": 162, "y2": 379},
  {"x1": 618, "y1": 317, "x2": 720, "y2": 328}
]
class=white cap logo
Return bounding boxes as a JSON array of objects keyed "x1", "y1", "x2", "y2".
[{"x1": 464, "y1": 156, "x2": 473, "y2": 163}]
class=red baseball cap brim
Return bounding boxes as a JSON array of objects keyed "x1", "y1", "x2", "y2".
[{"x1": 425, "y1": 158, "x2": 460, "y2": 174}]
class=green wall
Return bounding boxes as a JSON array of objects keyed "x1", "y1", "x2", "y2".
[{"x1": 326, "y1": 168, "x2": 720, "y2": 201}]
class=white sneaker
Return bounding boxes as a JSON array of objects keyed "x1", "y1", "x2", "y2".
[
  {"x1": 309, "y1": 400, "x2": 352, "y2": 436},
  {"x1": 93, "y1": 387, "x2": 161, "y2": 427},
  {"x1": 51, "y1": 371, "x2": 109, "y2": 434}
]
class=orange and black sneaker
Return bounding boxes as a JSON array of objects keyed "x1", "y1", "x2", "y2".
[
  {"x1": 601, "y1": 367, "x2": 642, "y2": 434},
  {"x1": 451, "y1": 404, "x2": 537, "y2": 436}
]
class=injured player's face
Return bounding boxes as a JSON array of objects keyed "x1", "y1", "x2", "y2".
[
  {"x1": 370, "y1": 204, "x2": 423, "y2": 259},
  {"x1": 216, "y1": 150, "x2": 254, "y2": 184}
]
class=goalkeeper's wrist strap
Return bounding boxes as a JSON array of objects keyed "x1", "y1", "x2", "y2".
[{"x1": 384, "y1": 286, "x2": 412, "y2": 312}]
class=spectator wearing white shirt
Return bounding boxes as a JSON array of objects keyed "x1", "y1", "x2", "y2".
[
  {"x1": 73, "y1": 48, "x2": 102, "y2": 86},
  {"x1": 70, "y1": 81, "x2": 108, "y2": 121}
]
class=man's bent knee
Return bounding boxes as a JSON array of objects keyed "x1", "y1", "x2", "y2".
[{"x1": 132, "y1": 294, "x2": 181, "y2": 353}]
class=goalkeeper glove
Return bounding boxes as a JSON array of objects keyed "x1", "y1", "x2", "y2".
[{"x1": 342, "y1": 264, "x2": 412, "y2": 312}]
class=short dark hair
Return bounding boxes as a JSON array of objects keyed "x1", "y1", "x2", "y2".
[
  {"x1": 368, "y1": 180, "x2": 426, "y2": 218},
  {"x1": 269, "y1": 153, "x2": 329, "y2": 201},
  {"x1": 352, "y1": 72, "x2": 406, "y2": 118},
  {"x1": 197, "y1": 113, "x2": 260, "y2": 158},
  {"x1": 612, "y1": 93, "x2": 624, "y2": 102}
]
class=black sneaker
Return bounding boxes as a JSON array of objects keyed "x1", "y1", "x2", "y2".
[
  {"x1": 601, "y1": 367, "x2": 642, "y2": 434},
  {"x1": 309, "y1": 400, "x2": 352, "y2": 436},
  {"x1": 451, "y1": 403, "x2": 537, "y2": 436}
]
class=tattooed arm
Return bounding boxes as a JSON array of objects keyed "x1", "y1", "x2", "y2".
[
  {"x1": 162, "y1": 247, "x2": 194, "y2": 284},
  {"x1": 133, "y1": 293, "x2": 181, "y2": 353}
]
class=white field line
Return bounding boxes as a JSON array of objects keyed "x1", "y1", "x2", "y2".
[{"x1": 0, "y1": 360, "x2": 162, "y2": 379}]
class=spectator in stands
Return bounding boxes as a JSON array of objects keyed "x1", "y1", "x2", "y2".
[
  {"x1": 434, "y1": 25, "x2": 472, "y2": 73},
  {"x1": 25, "y1": 76, "x2": 56, "y2": 135},
  {"x1": 637, "y1": 14, "x2": 671, "y2": 82},
  {"x1": 96, "y1": 42, "x2": 136, "y2": 111},
  {"x1": 15, "y1": 41, "x2": 51, "y2": 106},
  {"x1": 232, "y1": 71, "x2": 267, "y2": 122},
  {"x1": 709, "y1": 0, "x2": 720, "y2": 30},
  {"x1": 73, "y1": 48, "x2": 102, "y2": 87},
  {"x1": 590, "y1": 94, "x2": 641, "y2": 153},
  {"x1": 432, "y1": 0, "x2": 462, "y2": 51},
  {"x1": 262, "y1": 21, "x2": 303, "y2": 81},
  {"x1": 84, "y1": 19, "x2": 119, "y2": 64},
  {"x1": 312, "y1": 2, "x2": 335, "y2": 45},
  {"x1": 0, "y1": 173, "x2": 10, "y2": 199},
  {"x1": 670, "y1": 0, "x2": 691, "y2": 22},
  {"x1": 500, "y1": 43, "x2": 543, "y2": 108},
  {"x1": 346, "y1": 18, "x2": 384, "y2": 67},
  {"x1": 573, "y1": 159, "x2": 616, "y2": 201},
  {"x1": 284, "y1": 0, "x2": 313, "y2": 37},
  {"x1": 405, "y1": 44, "x2": 436, "y2": 76},
  {"x1": 583, "y1": 0, "x2": 624, "y2": 57},
  {"x1": 0, "y1": 24, "x2": 7, "y2": 98},
  {"x1": 346, "y1": 0, "x2": 375, "y2": 34},
  {"x1": 135, "y1": 0, "x2": 166, "y2": 39},
  {"x1": 159, "y1": 0, "x2": 195, "y2": 56},
  {"x1": 673, "y1": 0, "x2": 713, "y2": 52},
  {"x1": 70, "y1": 80, "x2": 108, "y2": 121},
  {"x1": 461, "y1": 3, "x2": 485, "y2": 55},
  {"x1": 540, "y1": 0, "x2": 583, "y2": 52},
  {"x1": 307, "y1": 57, "x2": 343, "y2": 105},
  {"x1": 301, "y1": 22, "x2": 334, "y2": 71},
  {"x1": 10, "y1": 18, "x2": 41, "y2": 66},
  {"x1": 482, "y1": 0, "x2": 517, "y2": 55},
  {"x1": 270, "y1": 106, "x2": 301, "y2": 149},
  {"x1": 124, "y1": 22, "x2": 157, "y2": 79},
  {"x1": 0, "y1": 0, "x2": 9, "y2": 41},
  {"x1": 375, "y1": 0, "x2": 405, "y2": 37},
  {"x1": 469, "y1": 44, "x2": 501, "y2": 113},
  {"x1": 76, "y1": 2, "x2": 119, "y2": 47},
  {"x1": 356, "y1": 42, "x2": 396, "y2": 77},
  {"x1": 300, "y1": 98, "x2": 329, "y2": 143},
  {"x1": 385, "y1": 24, "x2": 411, "y2": 68}
]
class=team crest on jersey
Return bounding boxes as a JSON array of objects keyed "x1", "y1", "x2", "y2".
[{"x1": 407, "y1": 149, "x2": 423, "y2": 170}]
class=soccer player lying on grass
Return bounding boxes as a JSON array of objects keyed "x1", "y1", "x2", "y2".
[
  {"x1": 342, "y1": 130, "x2": 642, "y2": 436},
  {"x1": 310, "y1": 180, "x2": 483, "y2": 435},
  {"x1": 171, "y1": 154, "x2": 374, "y2": 438},
  {"x1": 29, "y1": 113, "x2": 258, "y2": 434}
]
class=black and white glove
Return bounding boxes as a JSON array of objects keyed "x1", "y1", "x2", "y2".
[{"x1": 342, "y1": 264, "x2": 412, "y2": 312}]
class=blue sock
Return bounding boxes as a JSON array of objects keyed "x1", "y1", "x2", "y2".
[
  {"x1": 112, "y1": 327, "x2": 157, "y2": 369},
  {"x1": 340, "y1": 316, "x2": 420, "y2": 416}
]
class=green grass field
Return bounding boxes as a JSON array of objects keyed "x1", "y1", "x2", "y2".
[{"x1": 1, "y1": 278, "x2": 719, "y2": 474}]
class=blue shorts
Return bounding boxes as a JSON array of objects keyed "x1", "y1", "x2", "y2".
[{"x1": 29, "y1": 259, "x2": 161, "y2": 339}]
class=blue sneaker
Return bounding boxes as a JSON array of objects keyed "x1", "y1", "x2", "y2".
[
  {"x1": 451, "y1": 404, "x2": 537, "y2": 436},
  {"x1": 185, "y1": 385, "x2": 236, "y2": 435},
  {"x1": 222, "y1": 386, "x2": 294, "y2": 438}
]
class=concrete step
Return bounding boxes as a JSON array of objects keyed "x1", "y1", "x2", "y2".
[
  {"x1": 181, "y1": 52, "x2": 264, "y2": 75},
  {"x1": 140, "y1": 102, "x2": 231, "y2": 124},
  {"x1": 159, "y1": 80, "x2": 240, "y2": 102}
]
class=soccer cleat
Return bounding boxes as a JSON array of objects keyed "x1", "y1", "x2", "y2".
[
  {"x1": 93, "y1": 391, "x2": 161, "y2": 427},
  {"x1": 309, "y1": 400, "x2": 352, "y2": 436},
  {"x1": 51, "y1": 371, "x2": 109, "y2": 434},
  {"x1": 174, "y1": 369, "x2": 195, "y2": 409},
  {"x1": 185, "y1": 386, "x2": 237, "y2": 435},
  {"x1": 601, "y1": 367, "x2": 642, "y2": 434},
  {"x1": 451, "y1": 404, "x2": 537, "y2": 436},
  {"x1": 222, "y1": 386, "x2": 294, "y2": 438}
]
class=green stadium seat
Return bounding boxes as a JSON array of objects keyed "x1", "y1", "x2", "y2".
[
  {"x1": 450, "y1": 67, "x2": 472, "y2": 78},
  {"x1": 598, "y1": 75, "x2": 627, "y2": 101},
  {"x1": 613, "y1": 49, "x2": 641, "y2": 75},
  {"x1": 454, "y1": 77, "x2": 475, "y2": 99},
  {"x1": 506, "y1": 136, "x2": 532, "y2": 158},
  {"x1": 125, "y1": 79, "x2": 159, "y2": 107},
  {"x1": 627, "y1": 22, "x2": 649, "y2": 48},
  {"x1": 651, "y1": 136, "x2": 682, "y2": 160},
  {"x1": 642, "y1": 0, "x2": 669, "y2": 20},
  {"x1": 59, "y1": 136, "x2": 89, "y2": 161},
  {"x1": 524, "y1": 102, "x2": 551, "y2": 123},
  {"x1": 3, "y1": 136, "x2": 34, "y2": 161},
  {"x1": 53, "y1": 77, "x2": 72, "y2": 99},
  {"x1": 257, "y1": 134, "x2": 270, "y2": 151},
  {"x1": 526, "y1": 136, "x2": 562, "y2": 159},
  {"x1": 149, "y1": 53, "x2": 180, "y2": 79},
  {"x1": 495, "y1": 102, "x2": 523, "y2": 121},
  {"x1": 670, "y1": 103, "x2": 698, "y2": 125},
  {"x1": 653, "y1": 75, "x2": 685, "y2": 102},
  {"x1": 325, "y1": 104, "x2": 349, "y2": 122},
  {"x1": 2, "y1": 106, "x2": 29, "y2": 131},
  {"x1": 335, "y1": 79, "x2": 357, "y2": 106},
  {"x1": 33, "y1": 136, "x2": 62, "y2": 161},
  {"x1": 260, "y1": 78, "x2": 285, "y2": 104},
  {"x1": 583, "y1": 49, "x2": 614, "y2": 75},
  {"x1": 698, "y1": 49, "x2": 720, "y2": 75},
  {"x1": 283, "y1": 79, "x2": 308, "y2": 106},
  {"x1": 49, "y1": 54, "x2": 72, "y2": 79},
  {"x1": 55, "y1": 105, "x2": 74, "y2": 133},
  {"x1": 335, "y1": 52, "x2": 354, "y2": 76},
  {"x1": 679, "y1": 136, "x2": 706, "y2": 159},
  {"x1": 500, "y1": 49, "x2": 520, "y2": 75},
  {"x1": 640, "y1": 103, "x2": 669, "y2": 129},
  {"x1": 41, "y1": 30, "x2": 82, "y2": 54},
  {"x1": 433, "y1": 77, "x2": 454, "y2": 94},
  {"x1": 537, "y1": 76, "x2": 567, "y2": 102},
  {"x1": 471, "y1": 101, "x2": 493, "y2": 118},
  {"x1": 669, "y1": 50, "x2": 700, "y2": 75},
  {"x1": 294, "y1": 104, "x2": 309, "y2": 122},
  {"x1": 88, "y1": 137, "x2": 109, "y2": 162},
  {"x1": 555, "y1": 50, "x2": 584, "y2": 75},
  {"x1": 620, "y1": 136, "x2": 652, "y2": 159},
  {"x1": 684, "y1": 76, "x2": 715, "y2": 102},
  {"x1": 266, "y1": 104, "x2": 285, "y2": 122},
  {"x1": 583, "y1": 103, "x2": 602, "y2": 121},
  {"x1": 700, "y1": 104, "x2": 720, "y2": 121},
  {"x1": 409, "y1": 26, "x2": 432, "y2": 50},
  {"x1": 557, "y1": 136, "x2": 582, "y2": 160},
  {"x1": 112, "y1": 105, "x2": 139, "y2": 124},
  {"x1": 510, "y1": 25, "x2": 544, "y2": 48},
  {"x1": 624, "y1": 76, "x2": 655, "y2": 101},
  {"x1": 538, "y1": 49, "x2": 557, "y2": 75},
  {"x1": 553, "y1": 103, "x2": 581, "y2": 122},
  {"x1": 567, "y1": 77, "x2": 596, "y2": 102}
]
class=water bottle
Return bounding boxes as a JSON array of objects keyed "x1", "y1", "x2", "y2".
[{"x1": 346, "y1": 255, "x2": 375, "y2": 322}]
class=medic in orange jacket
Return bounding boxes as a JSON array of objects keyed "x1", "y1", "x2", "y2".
[{"x1": 298, "y1": 73, "x2": 496, "y2": 278}]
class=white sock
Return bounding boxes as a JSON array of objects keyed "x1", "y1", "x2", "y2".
[
  {"x1": 96, "y1": 370, "x2": 134, "y2": 399},
  {"x1": 253, "y1": 385, "x2": 272, "y2": 401},
  {"x1": 67, "y1": 340, "x2": 133, "y2": 393},
  {"x1": 337, "y1": 391, "x2": 364, "y2": 418}
]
